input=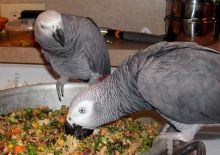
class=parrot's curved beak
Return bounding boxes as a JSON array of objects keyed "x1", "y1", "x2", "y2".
[
  {"x1": 64, "y1": 121, "x2": 94, "y2": 139},
  {"x1": 52, "y1": 28, "x2": 65, "y2": 47}
]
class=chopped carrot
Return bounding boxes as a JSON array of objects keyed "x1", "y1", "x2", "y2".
[
  {"x1": 14, "y1": 145, "x2": 25, "y2": 154},
  {"x1": 58, "y1": 116, "x2": 65, "y2": 124},
  {"x1": 11, "y1": 127, "x2": 22, "y2": 135},
  {"x1": 100, "y1": 128, "x2": 108, "y2": 135}
]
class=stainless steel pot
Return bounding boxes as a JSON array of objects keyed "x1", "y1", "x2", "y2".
[
  {"x1": 166, "y1": 0, "x2": 216, "y2": 20},
  {"x1": 165, "y1": 16, "x2": 219, "y2": 45},
  {"x1": 165, "y1": 0, "x2": 219, "y2": 45}
]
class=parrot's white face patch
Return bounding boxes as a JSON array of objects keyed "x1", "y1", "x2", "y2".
[
  {"x1": 35, "y1": 10, "x2": 63, "y2": 37},
  {"x1": 67, "y1": 100, "x2": 95, "y2": 129}
]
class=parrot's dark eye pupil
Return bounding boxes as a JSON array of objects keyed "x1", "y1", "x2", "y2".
[
  {"x1": 40, "y1": 24, "x2": 46, "y2": 29},
  {"x1": 79, "y1": 108, "x2": 85, "y2": 114}
]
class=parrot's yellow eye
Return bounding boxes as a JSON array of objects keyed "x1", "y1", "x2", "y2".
[{"x1": 79, "y1": 108, "x2": 85, "y2": 114}]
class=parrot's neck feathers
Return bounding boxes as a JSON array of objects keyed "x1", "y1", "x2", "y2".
[{"x1": 99, "y1": 63, "x2": 152, "y2": 117}]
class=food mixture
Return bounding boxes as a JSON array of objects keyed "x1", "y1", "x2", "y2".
[{"x1": 0, "y1": 106, "x2": 158, "y2": 155}]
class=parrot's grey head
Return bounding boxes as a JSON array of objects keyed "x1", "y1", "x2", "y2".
[
  {"x1": 65, "y1": 83, "x2": 121, "y2": 139},
  {"x1": 34, "y1": 10, "x2": 65, "y2": 47}
]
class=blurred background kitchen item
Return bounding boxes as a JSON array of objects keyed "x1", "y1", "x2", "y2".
[
  {"x1": 5, "y1": 18, "x2": 35, "y2": 47},
  {"x1": 165, "y1": 16, "x2": 218, "y2": 45},
  {"x1": 0, "y1": 16, "x2": 8, "y2": 40},
  {"x1": 166, "y1": 0, "x2": 216, "y2": 20},
  {"x1": 0, "y1": 16, "x2": 8, "y2": 31},
  {"x1": 100, "y1": 27, "x2": 167, "y2": 44},
  {"x1": 215, "y1": 1, "x2": 220, "y2": 37},
  {"x1": 165, "y1": 0, "x2": 219, "y2": 45},
  {"x1": 100, "y1": 0, "x2": 220, "y2": 45}
]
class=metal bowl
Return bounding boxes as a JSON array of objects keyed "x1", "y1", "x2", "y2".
[
  {"x1": 0, "y1": 83, "x2": 88, "y2": 114},
  {"x1": 0, "y1": 83, "x2": 210, "y2": 155},
  {"x1": 165, "y1": 16, "x2": 219, "y2": 45},
  {"x1": 0, "y1": 83, "x2": 167, "y2": 154},
  {"x1": 166, "y1": 0, "x2": 216, "y2": 20}
]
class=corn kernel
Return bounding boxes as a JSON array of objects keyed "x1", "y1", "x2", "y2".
[{"x1": 31, "y1": 122, "x2": 39, "y2": 128}]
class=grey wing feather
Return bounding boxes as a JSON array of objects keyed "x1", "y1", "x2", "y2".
[
  {"x1": 137, "y1": 42, "x2": 220, "y2": 124},
  {"x1": 77, "y1": 17, "x2": 110, "y2": 74}
]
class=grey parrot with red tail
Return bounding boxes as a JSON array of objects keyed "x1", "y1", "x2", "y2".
[
  {"x1": 34, "y1": 10, "x2": 110, "y2": 101},
  {"x1": 65, "y1": 41, "x2": 220, "y2": 154}
]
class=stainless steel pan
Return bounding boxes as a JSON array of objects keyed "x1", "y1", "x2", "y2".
[
  {"x1": 0, "y1": 83, "x2": 88, "y2": 114},
  {"x1": 0, "y1": 83, "x2": 209, "y2": 155}
]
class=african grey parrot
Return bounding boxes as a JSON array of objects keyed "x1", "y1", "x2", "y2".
[
  {"x1": 65, "y1": 41, "x2": 220, "y2": 154},
  {"x1": 34, "y1": 10, "x2": 111, "y2": 101}
]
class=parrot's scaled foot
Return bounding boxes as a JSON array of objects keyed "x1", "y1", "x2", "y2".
[
  {"x1": 167, "y1": 139, "x2": 173, "y2": 155},
  {"x1": 56, "y1": 77, "x2": 68, "y2": 101},
  {"x1": 154, "y1": 132, "x2": 183, "y2": 155},
  {"x1": 160, "y1": 123, "x2": 170, "y2": 133},
  {"x1": 153, "y1": 123, "x2": 170, "y2": 145},
  {"x1": 156, "y1": 132, "x2": 192, "y2": 142},
  {"x1": 153, "y1": 123, "x2": 174, "y2": 155},
  {"x1": 154, "y1": 122, "x2": 202, "y2": 155}
]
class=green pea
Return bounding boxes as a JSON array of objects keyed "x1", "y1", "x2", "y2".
[
  {"x1": 27, "y1": 143, "x2": 37, "y2": 155},
  {"x1": 11, "y1": 138, "x2": 17, "y2": 144},
  {"x1": 28, "y1": 150, "x2": 37, "y2": 155},
  {"x1": 54, "y1": 150, "x2": 61, "y2": 155}
]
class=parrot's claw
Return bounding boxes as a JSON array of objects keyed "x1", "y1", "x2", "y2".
[
  {"x1": 153, "y1": 123, "x2": 170, "y2": 144},
  {"x1": 153, "y1": 133, "x2": 175, "y2": 155},
  {"x1": 152, "y1": 123, "x2": 178, "y2": 155},
  {"x1": 56, "y1": 82, "x2": 64, "y2": 101},
  {"x1": 56, "y1": 78, "x2": 67, "y2": 101}
]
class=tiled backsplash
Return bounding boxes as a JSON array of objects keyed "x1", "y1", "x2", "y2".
[{"x1": 0, "y1": 0, "x2": 166, "y2": 34}]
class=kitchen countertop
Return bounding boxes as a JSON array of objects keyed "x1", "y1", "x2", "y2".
[{"x1": 0, "y1": 37, "x2": 220, "y2": 66}]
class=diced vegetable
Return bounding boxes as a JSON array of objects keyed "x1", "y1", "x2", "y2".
[
  {"x1": 1, "y1": 105, "x2": 158, "y2": 154},
  {"x1": 14, "y1": 145, "x2": 25, "y2": 153}
]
